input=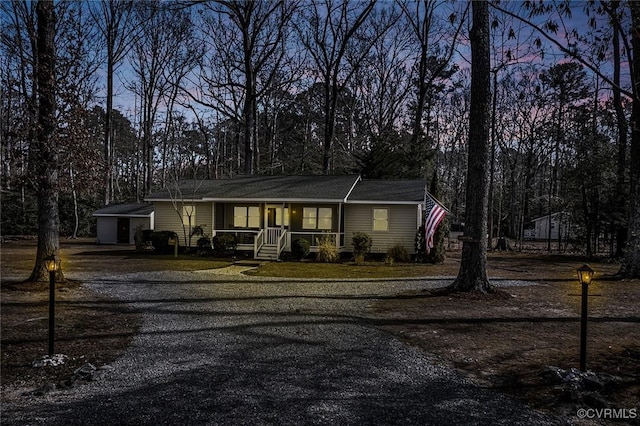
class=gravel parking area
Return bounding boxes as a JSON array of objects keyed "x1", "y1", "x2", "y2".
[{"x1": 2, "y1": 268, "x2": 558, "y2": 425}]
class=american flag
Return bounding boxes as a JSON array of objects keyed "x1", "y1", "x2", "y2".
[{"x1": 424, "y1": 194, "x2": 447, "y2": 254}]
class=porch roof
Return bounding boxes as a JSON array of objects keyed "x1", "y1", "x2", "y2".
[{"x1": 93, "y1": 203, "x2": 154, "y2": 217}]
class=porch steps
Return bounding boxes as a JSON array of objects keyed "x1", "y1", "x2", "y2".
[{"x1": 255, "y1": 245, "x2": 279, "y2": 260}]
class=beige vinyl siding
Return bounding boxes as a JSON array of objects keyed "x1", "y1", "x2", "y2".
[
  {"x1": 344, "y1": 204, "x2": 419, "y2": 254},
  {"x1": 154, "y1": 201, "x2": 212, "y2": 246}
]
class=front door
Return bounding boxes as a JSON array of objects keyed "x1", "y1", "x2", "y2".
[{"x1": 265, "y1": 205, "x2": 288, "y2": 245}]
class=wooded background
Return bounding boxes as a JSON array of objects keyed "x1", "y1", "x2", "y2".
[{"x1": 1, "y1": 0, "x2": 638, "y2": 264}]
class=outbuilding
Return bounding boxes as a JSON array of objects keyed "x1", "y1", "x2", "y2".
[
  {"x1": 93, "y1": 203, "x2": 154, "y2": 244},
  {"x1": 527, "y1": 212, "x2": 571, "y2": 241}
]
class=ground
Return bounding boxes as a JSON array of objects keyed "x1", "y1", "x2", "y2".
[{"x1": 1, "y1": 237, "x2": 638, "y2": 423}]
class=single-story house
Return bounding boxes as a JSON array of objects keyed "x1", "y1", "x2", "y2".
[
  {"x1": 93, "y1": 203, "x2": 155, "y2": 244},
  {"x1": 145, "y1": 175, "x2": 427, "y2": 260},
  {"x1": 526, "y1": 212, "x2": 571, "y2": 241}
]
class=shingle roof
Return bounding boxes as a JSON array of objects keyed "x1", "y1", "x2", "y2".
[
  {"x1": 348, "y1": 179, "x2": 425, "y2": 203},
  {"x1": 93, "y1": 203, "x2": 154, "y2": 217},
  {"x1": 147, "y1": 175, "x2": 361, "y2": 201},
  {"x1": 145, "y1": 175, "x2": 427, "y2": 204}
]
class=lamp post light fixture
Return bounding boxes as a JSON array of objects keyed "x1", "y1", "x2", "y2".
[
  {"x1": 44, "y1": 254, "x2": 58, "y2": 356},
  {"x1": 577, "y1": 263, "x2": 595, "y2": 372}
]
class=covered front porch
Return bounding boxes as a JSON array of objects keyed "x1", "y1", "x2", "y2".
[{"x1": 210, "y1": 202, "x2": 346, "y2": 260}]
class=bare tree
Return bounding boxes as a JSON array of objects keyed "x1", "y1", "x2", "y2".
[
  {"x1": 55, "y1": 1, "x2": 102, "y2": 239},
  {"x1": 491, "y1": 0, "x2": 639, "y2": 277},
  {"x1": 1, "y1": 1, "x2": 39, "y2": 232},
  {"x1": 189, "y1": 0, "x2": 297, "y2": 175},
  {"x1": 89, "y1": 0, "x2": 136, "y2": 205},
  {"x1": 127, "y1": 2, "x2": 198, "y2": 197},
  {"x1": 295, "y1": 0, "x2": 381, "y2": 174},
  {"x1": 400, "y1": 0, "x2": 467, "y2": 179}
]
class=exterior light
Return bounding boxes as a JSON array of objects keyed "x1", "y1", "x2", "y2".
[
  {"x1": 44, "y1": 254, "x2": 57, "y2": 273},
  {"x1": 577, "y1": 264, "x2": 594, "y2": 286}
]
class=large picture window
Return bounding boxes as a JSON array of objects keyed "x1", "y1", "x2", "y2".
[
  {"x1": 234, "y1": 206, "x2": 260, "y2": 228},
  {"x1": 302, "y1": 207, "x2": 332, "y2": 230},
  {"x1": 373, "y1": 208, "x2": 388, "y2": 231}
]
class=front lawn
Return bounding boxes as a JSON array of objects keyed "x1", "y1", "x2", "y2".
[{"x1": 245, "y1": 260, "x2": 445, "y2": 279}]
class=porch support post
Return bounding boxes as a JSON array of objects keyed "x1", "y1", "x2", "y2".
[
  {"x1": 211, "y1": 202, "x2": 215, "y2": 236},
  {"x1": 337, "y1": 203, "x2": 342, "y2": 250}
]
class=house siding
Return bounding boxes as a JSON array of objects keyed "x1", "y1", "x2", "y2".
[
  {"x1": 154, "y1": 201, "x2": 212, "y2": 245},
  {"x1": 344, "y1": 204, "x2": 419, "y2": 254},
  {"x1": 130, "y1": 217, "x2": 152, "y2": 243}
]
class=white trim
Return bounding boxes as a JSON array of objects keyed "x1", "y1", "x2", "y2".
[
  {"x1": 201, "y1": 197, "x2": 345, "y2": 203},
  {"x1": 345, "y1": 200, "x2": 422, "y2": 205},
  {"x1": 93, "y1": 214, "x2": 153, "y2": 218},
  {"x1": 343, "y1": 175, "x2": 361, "y2": 203}
]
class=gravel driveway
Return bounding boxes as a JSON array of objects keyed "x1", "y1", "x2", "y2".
[{"x1": 2, "y1": 268, "x2": 558, "y2": 425}]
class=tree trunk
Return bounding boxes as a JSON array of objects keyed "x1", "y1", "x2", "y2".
[
  {"x1": 621, "y1": 2, "x2": 640, "y2": 277},
  {"x1": 607, "y1": 0, "x2": 628, "y2": 258},
  {"x1": 70, "y1": 166, "x2": 79, "y2": 239},
  {"x1": 28, "y1": 0, "x2": 63, "y2": 283},
  {"x1": 448, "y1": 0, "x2": 493, "y2": 293},
  {"x1": 104, "y1": 49, "x2": 113, "y2": 205}
]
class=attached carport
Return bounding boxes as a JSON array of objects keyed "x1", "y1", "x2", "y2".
[{"x1": 93, "y1": 203, "x2": 154, "y2": 244}]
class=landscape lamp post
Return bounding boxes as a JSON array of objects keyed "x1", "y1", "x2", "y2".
[
  {"x1": 44, "y1": 255, "x2": 57, "y2": 356},
  {"x1": 577, "y1": 263, "x2": 595, "y2": 372}
]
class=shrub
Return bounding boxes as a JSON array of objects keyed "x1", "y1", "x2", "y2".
[
  {"x1": 195, "y1": 236, "x2": 212, "y2": 256},
  {"x1": 213, "y1": 234, "x2": 238, "y2": 256},
  {"x1": 352, "y1": 232, "x2": 372, "y2": 264},
  {"x1": 141, "y1": 230, "x2": 178, "y2": 254},
  {"x1": 134, "y1": 226, "x2": 145, "y2": 251},
  {"x1": 316, "y1": 234, "x2": 339, "y2": 263},
  {"x1": 291, "y1": 238, "x2": 311, "y2": 260},
  {"x1": 386, "y1": 244, "x2": 411, "y2": 264}
]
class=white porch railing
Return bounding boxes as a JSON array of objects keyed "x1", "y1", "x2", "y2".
[
  {"x1": 265, "y1": 227, "x2": 282, "y2": 245},
  {"x1": 276, "y1": 230, "x2": 287, "y2": 257},
  {"x1": 254, "y1": 229, "x2": 265, "y2": 257}
]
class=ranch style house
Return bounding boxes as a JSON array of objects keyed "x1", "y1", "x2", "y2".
[{"x1": 145, "y1": 175, "x2": 427, "y2": 260}]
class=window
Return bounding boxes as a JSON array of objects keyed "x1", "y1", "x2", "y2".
[
  {"x1": 373, "y1": 208, "x2": 388, "y2": 231},
  {"x1": 234, "y1": 206, "x2": 260, "y2": 228},
  {"x1": 303, "y1": 207, "x2": 332, "y2": 230},
  {"x1": 182, "y1": 205, "x2": 196, "y2": 226},
  {"x1": 302, "y1": 207, "x2": 317, "y2": 229},
  {"x1": 318, "y1": 208, "x2": 332, "y2": 230}
]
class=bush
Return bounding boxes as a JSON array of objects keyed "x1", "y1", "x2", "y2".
[
  {"x1": 134, "y1": 226, "x2": 145, "y2": 251},
  {"x1": 291, "y1": 238, "x2": 311, "y2": 260},
  {"x1": 141, "y1": 230, "x2": 178, "y2": 254},
  {"x1": 352, "y1": 232, "x2": 372, "y2": 264},
  {"x1": 196, "y1": 236, "x2": 212, "y2": 256},
  {"x1": 316, "y1": 234, "x2": 339, "y2": 263},
  {"x1": 386, "y1": 244, "x2": 411, "y2": 264},
  {"x1": 213, "y1": 234, "x2": 238, "y2": 256}
]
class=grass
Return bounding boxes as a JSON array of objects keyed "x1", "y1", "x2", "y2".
[{"x1": 245, "y1": 260, "x2": 442, "y2": 279}]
